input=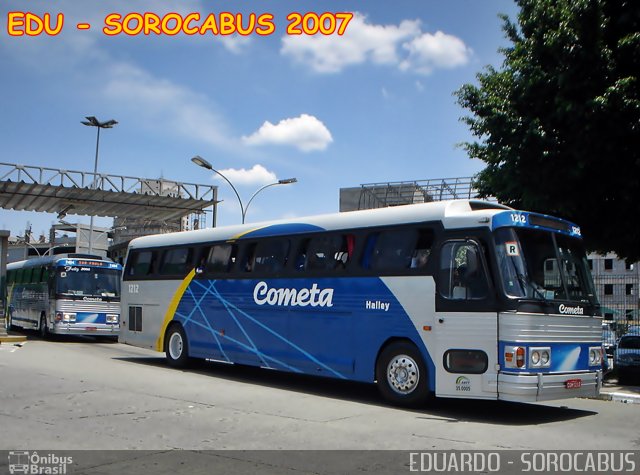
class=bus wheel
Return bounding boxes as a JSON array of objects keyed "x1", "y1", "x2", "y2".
[
  {"x1": 39, "y1": 314, "x2": 49, "y2": 339},
  {"x1": 376, "y1": 341, "x2": 429, "y2": 407},
  {"x1": 165, "y1": 324, "x2": 190, "y2": 368}
]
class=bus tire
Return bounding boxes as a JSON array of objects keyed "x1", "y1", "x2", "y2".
[
  {"x1": 376, "y1": 341, "x2": 429, "y2": 407},
  {"x1": 165, "y1": 324, "x2": 190, "y2": 368},
  {"x1": 39, "y1": 314, "x2": 49, "y2": 339}
]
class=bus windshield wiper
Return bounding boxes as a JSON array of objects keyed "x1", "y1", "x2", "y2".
[{"x1": 517, "y1": 273, "x2": 548, "y2": 302}]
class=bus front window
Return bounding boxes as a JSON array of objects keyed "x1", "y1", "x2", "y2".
[
  {"x1": 494, "y1": 228, "x2": 597, "y2": 305},
  {"x1": 56, "y1": 267, "x2": 121, "y2": 298}
]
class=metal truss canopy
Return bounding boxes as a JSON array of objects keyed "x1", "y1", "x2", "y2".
[
  {"x1": 357, "y1": 177, "x2": 483, "y2": 210},
  {"x1": 0, "y1": 163, "x2": 218, "y2": 222}
]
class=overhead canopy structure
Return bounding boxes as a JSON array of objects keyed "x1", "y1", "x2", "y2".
[{"x1": 0, "y1": 162, "x2": 218, "y2": 222}]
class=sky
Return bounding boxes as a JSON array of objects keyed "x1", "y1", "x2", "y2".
[{"x1": 0, "y1": 0, "x2": 519, "y2": 239}]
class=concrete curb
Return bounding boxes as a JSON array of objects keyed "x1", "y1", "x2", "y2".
[
  {"x1": 602, "y1": 392, "x2": 640, "y2": 404},
  {"x1": 0, "y1": 334, "x2": 27, "y2": 344},
  {"x1": 597, "y1": 390, "x2": 640, "y2": 405}
]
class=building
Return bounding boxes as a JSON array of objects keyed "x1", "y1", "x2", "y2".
[{"x1": 589, "y1": 253, "x2": 639, "y2": 334}]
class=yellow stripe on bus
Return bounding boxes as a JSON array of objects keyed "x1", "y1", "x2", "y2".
[
  {"x1": 155, "y1": 268, "x2": 197, "y2": 352},
  {"x1": 229, "y1": 225, "x2": 268, "y2": 241}
]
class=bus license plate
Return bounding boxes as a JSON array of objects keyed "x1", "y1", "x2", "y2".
[
  {"x1": 86, "y1": 327, "x2": 97, "y2": 331},
  {"x1": 565, "y1": 379, "x2": 582, "y2": 389}
]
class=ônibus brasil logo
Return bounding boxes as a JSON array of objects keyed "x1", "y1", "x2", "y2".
[{"x1": 8, "y1": 451, "x2": 73, "y2": 475}]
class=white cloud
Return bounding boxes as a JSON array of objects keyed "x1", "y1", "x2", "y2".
[
  {"x1": 219, "y1": 35, "x2": 253, "y2": 54},
  {"x1": 242, "y1": 114, "x2": 333, "y2": 152},
  {"x1": 400, "y1": 31, "x2": 473, "y2": 74},
  {"x1": 280, "y1": 13, "x2": 471, "y2": 75},
  {"x1": 213, "y1": 164, "x2": 276, "y2": 186},
  {"x1": 281, "y1": 14, "x2": 419, "y2": 73},
  {"x1": 103, "y1": 62, "x2": 235, "y2": 149}
]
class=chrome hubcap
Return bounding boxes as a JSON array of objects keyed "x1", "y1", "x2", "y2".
[
  {"x1": 168, "y1": 332, "x2": 183, "y2": 360},
  {"x1": 387, "y1": 354, "x2": 419, "y2": 394}
]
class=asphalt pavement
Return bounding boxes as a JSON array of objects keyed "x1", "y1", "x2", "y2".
[{"x1": 2, "y1": 331, "x2": 639, "y2": 404}]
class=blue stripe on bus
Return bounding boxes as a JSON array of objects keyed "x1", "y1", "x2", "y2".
[
  {"x1": 238, "y1": 223, "x2": 325, "y2": 239},
  {"x1": 172, "y1": 277, "x2": 432, "y2": 385}
]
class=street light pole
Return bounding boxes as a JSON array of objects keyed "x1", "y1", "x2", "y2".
[
  {"x1": 81, "y1": 116, "x2": 117, "y2": 255},
  {"x1": 243, "y1": 178, "x2": 298, "y2": 223},
  {"x1": 191, "y1": 156, "x2": 296, "y2": 224},
  {"x1": 16, "y1": 238, "x2": 42, "y2": 259},
  {"x1": 15, "y1": 239, "x2": 71, "y2": 259},
  {"x1": 191, "y1": 156, "x2": 245, "y2": 222}
]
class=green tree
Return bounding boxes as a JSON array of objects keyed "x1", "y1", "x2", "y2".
[{"x1": 456, "y1": 0, "x2": 639, "y2": 261}]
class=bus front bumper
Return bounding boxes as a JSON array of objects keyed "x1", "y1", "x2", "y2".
[
  {"x1": 51, "y1": 323, "x2": 119, "y2": 336},
  {"x1": 498, "y1": 371, "x2": 601, "y2": 402}
]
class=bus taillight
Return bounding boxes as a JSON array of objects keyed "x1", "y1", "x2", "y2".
[{"x1": 516, "y1": 347, "x2": 525, "y2": 368}]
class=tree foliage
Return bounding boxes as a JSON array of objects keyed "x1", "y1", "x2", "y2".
[{"x1": 456, "y1": 0, "x2": 639, "y2": 261}]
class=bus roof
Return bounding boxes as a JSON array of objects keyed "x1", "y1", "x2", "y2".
[
  {"x1": 7, "y1": 254, "x2": 122, "y2": 271},
  {"x1": 128, "y1": 200, "x2": 515, "y2": 250}
]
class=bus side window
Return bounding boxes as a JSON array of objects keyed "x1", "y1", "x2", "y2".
[
  {"x1": 368, "y1": 229, "x2": 416, "y2": 271},
  {"x1": 31, "y1": 267, "x2": 42, "y2": 283},
  {"x1": 439, "y1": 241, "x2": 489, "y2": 300},
  {"x1": 294, "y1": 239, "x2": 310, "y2": 271},
  {"x1": 205, "y1": 244, "x2": 236, "y2": 274},
  {"x1": 411, "y1": 230, "x2": 433, "y2": 270},
  {"x1": 128, "y1": 251, "x2": 155, "y2": 277},
  {"x1": 241, "y1": 243, "x2": 257, "y2": 273},
  {"x1": 304, "y1": 234, "x2": 347, "y2": 272},
  {"x1": 362, "y1": 228, "x2": 432, "y2": 272},
  {"x1": 159, "y1": 247, "x2": 193, "y2": 276},
  {"x1": 252, "y1": 240, "x2": 290, "y2": 274}
]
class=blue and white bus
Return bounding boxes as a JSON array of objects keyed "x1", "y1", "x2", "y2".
[
  {"x1": 120, "y1": 200, "x2": 603, "y2": 405},
  {"x1": 6, "y1": 254, "x2": 122, "y2": 337}
]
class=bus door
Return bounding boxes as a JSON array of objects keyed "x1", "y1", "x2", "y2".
[{"x1": 433, "y1": 239, "x2": 499, "y2": 399}]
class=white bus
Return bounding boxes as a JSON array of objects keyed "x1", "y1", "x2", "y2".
[
  {"x1": 120, "y1": 200, "x2": 603, "y2": 406},
  {"x1": 6, "y1": 254, "x2": 122, "y2": 337}
]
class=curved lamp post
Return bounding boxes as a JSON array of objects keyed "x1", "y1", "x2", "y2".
[
  {"x1": 15, "y1": 239, "x2": 69, "y2": 258},
  {"x1": 82, "y1": 116, "x2": 117, "y2": 254},
  {"x1": 191, "y1": 156, "x2": 296, "y2": 224}
]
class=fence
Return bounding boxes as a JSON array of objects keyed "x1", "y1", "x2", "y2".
[{"x1": 594, "y1": 274, "x2": 640, "y2": 348}]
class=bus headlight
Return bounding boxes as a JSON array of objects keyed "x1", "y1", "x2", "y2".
[
  {"x1": 529, "y1": 347, "x2": 551, "y2": 368},
  {"x1": 56, "y1": 312, "x2": 76, "y2": 323},
  {"x1": 540, "y1": 350, "x2": 550, "y2": 366},
  {"x1": 106, "y1": 314, "x2": 119, "y2": 324},
  {"x1": 589, "y1": 347, "x2": 602, "y2": 366}
]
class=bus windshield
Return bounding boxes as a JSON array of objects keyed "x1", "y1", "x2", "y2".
[
  {"x1": 55, "y1": 267, "x2": 121, "y2": 298},
  {"x1": 494, "y1": 227, "x2": 598, "y2": 305}
]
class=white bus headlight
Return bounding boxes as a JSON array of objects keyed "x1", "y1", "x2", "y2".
[
  {"x1": 531, "y1": 351, "x2": 540, "y2": 365},
  {"x1": 540, "y1": 350, "x2": 550, "y2": 365},
  {"x1": 106, "y1": 314, "x2": 119, "y2": 324},
  {"x1": 589, "y1": 347, "x2": 602, "y2": 366},
  {"x1": 57, "y1": 312, "x2": 76, "y2": 323},
  {"x1": 529, "y1": 347, "x2": 551, "y2": 368}
]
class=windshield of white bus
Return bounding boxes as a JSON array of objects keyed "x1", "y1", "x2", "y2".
[
  {"x1": 494, "y1": 228, "x2": 597, "y2": 305},
  {"x1": 55, "y1": 266, "x2": 121, "y2": 298}
]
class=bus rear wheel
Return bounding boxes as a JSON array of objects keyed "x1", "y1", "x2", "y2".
[
  {"x1": 39, "y1": 314, "x2": 49, "y2": 339},
  {"x1": 165, "y1": 324, "x2": 190, "y2": 368},
  {"x1": 376, "y1": 341, "x2": 429, "y2": 407}
]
